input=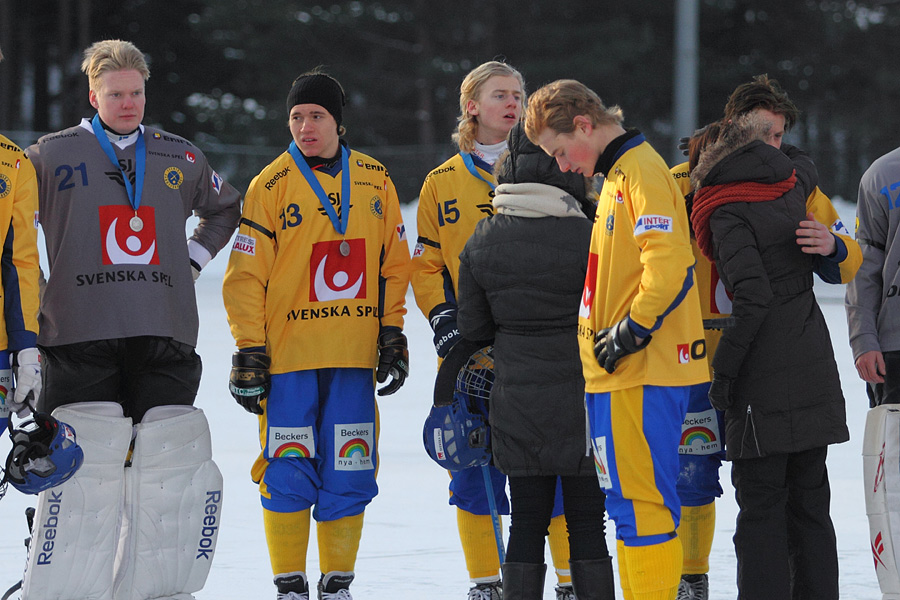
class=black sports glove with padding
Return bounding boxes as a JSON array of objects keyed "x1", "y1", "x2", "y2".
[
  {"x1": 429, "y1": 303, "x2": 461, "y2": 359},
  {"x1": 376, "y1": 328, "x2": 409, "y2": 396},
  {"x1": 707, "y1": 372, "x2": 734, "y2": 411},
  {"x1": 594, "y1": 318, "x2": 652, "y2": 374},
  {"x1": 229, "y1": 351, "x2": 271, "y2": 414}
]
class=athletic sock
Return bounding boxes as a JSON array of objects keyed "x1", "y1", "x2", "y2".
[
  {"x1": 317, "y1": 512, "x2": 365, "y2": 573},
  {"x1": 265, "y1": 508, "x2": 311, "y2": 575},
  {"x1": 547, "y1": 513, "x2": 572, "y2": 585},
  {"x1": 457, "y1": 508, "x2": 502, "y2": 580},
  {"x1": 677, "y1": 502, "x2": 715, "y2": 574}
]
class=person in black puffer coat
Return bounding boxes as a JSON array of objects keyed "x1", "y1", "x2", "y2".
[
  {"x1": 690, "y1": 112, "x2": 848, "y2": 600},
  {"x1": 457, "y1": 121, "x2": 614, "y2": 600}
]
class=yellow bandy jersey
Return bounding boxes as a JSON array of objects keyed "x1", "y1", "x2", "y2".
[
  {"x1": 670, "y1": 159, "x2": 862, "y2": 375},
  {"x1": 410, "y1": 153, "x2": 495, "y2": 322},
  {"x1": 223, "y1": 148, "x2": 410, "y2": 374},
  {"x1": 579, "y1": 140, "x2": 708, "y2": 393},
  {"x1": 0, "y1": 136, "x2": 40, "y2": 351}
]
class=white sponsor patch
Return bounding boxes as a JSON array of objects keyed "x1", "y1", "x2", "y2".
[
  {"x1": 633, "y1": 214, "x2": 673, "y2": 236},
  {"x1": 413, "y1": 242, "x2": 424, "y2": 257},
  {"x1": 334, "y1": 422, "x2": 375, "y2": 471},
  {"x1": 591, "y1": 436, "x2": 613, "y2": 489},
  {"x1": 831, "y1": 218, "x2": 850, "y2": 236},
  {"x1": 232, "y1": 233, "x2": 256, "y2": 256},
  {"x1": 268, "y1": 426, "x2": 315, "y2": 459},
  {"x1": 432, "y1": 428, "x2": 445, "y2": 461},
  {"x1": 679, "y1": 408, "x2": 722, "y2": 455}
]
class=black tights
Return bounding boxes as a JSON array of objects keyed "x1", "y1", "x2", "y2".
[{"x1": 506, "y1": 474, "x2": 609, "y2": 564}]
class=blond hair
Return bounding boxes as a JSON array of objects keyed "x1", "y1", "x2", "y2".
[
  {"x1": 81, "y1": 40, "x2": 149, "y2": 92},
  {"x1": 524, "y1": 79, "x2": 623, "y2": 142},
  {"x1": 452, "y1": 61, "x2": 525, "y2": 153}
]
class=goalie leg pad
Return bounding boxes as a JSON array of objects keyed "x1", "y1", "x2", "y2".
[
  {"x1": 113, "y1": 405, "x2": 223, "y2": 600},
  {"x1": 864, "y1": 404, "x2": 900, "y2": 597},
  {"x1": 22, "y1": 402, "x2": 133, "y2": 600}
]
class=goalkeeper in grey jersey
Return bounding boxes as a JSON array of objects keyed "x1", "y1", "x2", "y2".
[{"x1": 19, "y1": 39, "x2": 240, "y2": 600}]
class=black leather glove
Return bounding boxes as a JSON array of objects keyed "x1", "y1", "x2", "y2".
[
  {"x1": 429, "y1": 304, "x2": 461, "y2": 359},
  {"x1": 229, "y1": 351, "x2": 270, "y2": 414},
  {"x1": 594, "y1": 318, "x2": 651, "y2": 374},
  {"x1": 377, "y1": 328, "x2": 409, "y2": 396},
  {"x1": 708, "y1": 372, "x2": 734, "y2": 411}
]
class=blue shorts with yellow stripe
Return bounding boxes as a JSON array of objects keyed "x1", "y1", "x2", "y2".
[
  {"x1": 586, "y1": 385, "x2": 689, "y2": 546},
  {"x1": 252, "y1": 368, "x2": 378, "y2": 522}
]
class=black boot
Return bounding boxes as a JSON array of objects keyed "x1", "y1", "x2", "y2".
[
  {"x1": 501, "y1": 562, "x2": 547, "y2": 600},
  {"x1": 570, "y1": 557, "x2": 616, "y2": 600}
]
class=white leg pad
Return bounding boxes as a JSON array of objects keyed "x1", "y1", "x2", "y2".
[
  {"x1": 113, "y1": 405, "x2": 223, "y2": 600},
  {"x1": 22, "y1": 402, "x2": 133, "y2": 600},
  {"x1": 864, "y1": 405, "x2": 900, "y2": 597}
]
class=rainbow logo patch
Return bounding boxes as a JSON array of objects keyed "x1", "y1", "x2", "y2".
[
  {"x1": 0, "y1": 384, "x2": 8, "y2": 402},
  {"x1": 681, "y1": 426, "x2": 716, "y2": 446},
  {"x1": 335, "y1": 422, "x2": 375, "y2": 471},
  {"x1": 274, "y1": 442, "x2": 311, "y2": 458},
  {"x1": 339, "y1": 438, "x2": 370, "y2": 458}
]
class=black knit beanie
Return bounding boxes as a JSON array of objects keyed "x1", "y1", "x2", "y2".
[{"x1": 286, "y1": 73, "x2": 346, "y2": 126}]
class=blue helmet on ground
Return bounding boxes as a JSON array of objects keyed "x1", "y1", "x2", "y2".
[
  {"x1": 3, "y1": 412, "x2": 84, "y2": 496},
  {"x1": 423, "y1": 389, "x2": 491, "y2": 471}
]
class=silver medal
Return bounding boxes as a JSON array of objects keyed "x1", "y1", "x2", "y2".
[
  {"x1": 340, "y1": 240, "x2": 350, "y2": 257},
  {"x1": 129, "y1": 215, "x2": 144, "y2": 232}
]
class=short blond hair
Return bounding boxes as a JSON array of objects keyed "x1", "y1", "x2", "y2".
[
  {"x1": 452, "y1": 61, "x2": 526, "y2": 153},
  {"x1": 524, "y1": 79, "x2": 623, "y2": 142},
  {"x1": 81, "y1": 40, "x2": 149, "y2": 92}
]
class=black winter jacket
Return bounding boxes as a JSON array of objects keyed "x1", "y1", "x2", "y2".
[
  {"x1": 458, "y1": 209, "x2": 593, "y2": 476},
  {"x1": 693, "y1": 124, "x2": 848, "y2": 460}
]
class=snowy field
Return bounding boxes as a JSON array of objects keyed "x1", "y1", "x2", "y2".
[{"x1": 0, "y1": 198, "x2": 881, "y2": 599}]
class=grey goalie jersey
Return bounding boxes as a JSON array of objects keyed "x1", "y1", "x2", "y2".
[{"x1": 27, "y1": 119, "x2": 241, "y2": 348}]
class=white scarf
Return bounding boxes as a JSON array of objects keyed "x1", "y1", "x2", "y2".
[
  {"x1": 492, "y1": 182, "x2": 588, "y2": 219},
  {"x1": 472, "y1": 140, "x2": 507, "y2": 167}
]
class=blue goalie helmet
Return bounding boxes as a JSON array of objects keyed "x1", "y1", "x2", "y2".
[
  {"x1": 3, "y1": 412, "x2": 84, "y2": 495},
  {"x1": 423, "y1": 389, "x2": 491, "y2": 471}
]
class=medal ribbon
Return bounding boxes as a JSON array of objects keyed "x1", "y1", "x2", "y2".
[
  {"x1": 91, "y1": 114, "x2": 145, "y2": 213},
  {"x1": 461, "y1": 152, "x2": 496, "y2": 191},
  {"x1": 289, "y1": 141, "x2": 350, "y2": 236}
]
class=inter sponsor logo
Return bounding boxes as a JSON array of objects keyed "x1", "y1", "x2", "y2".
[
  {"x1": 309, "y1": 239, "x2": 366, "y2": 302},
  {"x1": 98, "y1": 205, "x2": 159, "y2": 265},
  {"x1": 633, "y1": 214, "x2": 673, "y2": 236}
]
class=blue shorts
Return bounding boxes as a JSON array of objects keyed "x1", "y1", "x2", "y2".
[
  {"x1": 254, "y1": 368, "x2": 378, "y2": 521},
  {"x1": 586, "y1": 385, "x2": 688, "y2": 546},
  {"x1": 676, "y1": 381, "x2": 725, "y2": 506}
]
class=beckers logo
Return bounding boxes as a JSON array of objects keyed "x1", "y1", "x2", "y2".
[
  {"x1": 99, "y1": 205, "x2": 159, "y2": 265},
  {"x1": 309, "y1": 239, "x2": 366, "y2": 302},
  {"x1": 579, "y1": 252, "x2": 598, "y2": 319}
]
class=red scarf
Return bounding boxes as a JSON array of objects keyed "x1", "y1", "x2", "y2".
[{"x1": 691, "y1": 171, "x2": 797, "y2": 261}]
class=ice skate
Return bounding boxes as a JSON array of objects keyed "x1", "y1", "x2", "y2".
[
  {"x1": 676, "y1": 573, "x2": 708, "y2": 600},
  {"x1": 467, "y1": 580, "x2": 502, "y2": 600},
  {"x1": 555, "y1": 583, "x2": 575, "y2": 600},
  {"x1": 275, "y1": 572, "x2": 308, "y2": 600},
  {"x1": 317, "y1": 571, "x2": 353, "y2": 600}
]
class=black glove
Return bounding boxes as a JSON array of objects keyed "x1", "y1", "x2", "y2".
[
  {"x1": 429, "y1": 304, "x2": 461, "y2": 359},
  {"x1": 229, "y1": 351, "x2": 270, "y2": 414},
  {"x1": 594, "y1": 318, "x2": 651, "y2": 374},
  {"x1": 708, "y1": 372, "x2": 734, "y2": 411},
  {"x1": 376, "y1": 328, "x2": 409, "y2": 396}
]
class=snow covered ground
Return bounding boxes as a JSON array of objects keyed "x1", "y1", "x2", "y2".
[{"x1": 0, "y1": 198, "x2": 881, "y2": 599}]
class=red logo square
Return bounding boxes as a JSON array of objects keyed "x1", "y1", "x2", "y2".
[
  {"x1": 309, "y1": 239, "x2": 366, "y2": 302},
  {"x1": 98, "y1": 205, "x2": 159, "y2": 265}
]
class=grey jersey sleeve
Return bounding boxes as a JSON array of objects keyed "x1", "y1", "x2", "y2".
[{"x1": 188, "y1": 154, "x2": 241, "y2": 262}]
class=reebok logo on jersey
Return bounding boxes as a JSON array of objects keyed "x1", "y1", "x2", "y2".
[
  {"x1": 309, "y1": 239, "x2": 367, "y2": 302},
  {"x1": 580, "y1": 252, "x2": 598, "y2": 320},
  {"x1": 633, "y1": 215, "x2": 673, "y2": 236},
  {"x1": 232, "y1": 234, "x2": 256, "y2": 256},
  {"x1": 99, "y1": 205, "x2": 159, "y2": 265}
]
